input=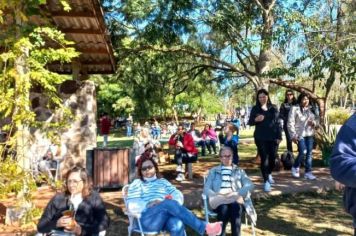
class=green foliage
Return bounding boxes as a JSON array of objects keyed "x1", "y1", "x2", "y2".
[
  {"x1": 315, "y1": 126, "x2": 338, "y2": 166},
  {"x1": 113, "y1": 96, "x2": 135, "y2": 116},
  {"x1": 326, "y1": 108, "x2": 351, "y2": 125}
]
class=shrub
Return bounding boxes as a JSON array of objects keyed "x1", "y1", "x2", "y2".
[{"x1": 327, "y1": 108, "x2": 351, "y2": 125}]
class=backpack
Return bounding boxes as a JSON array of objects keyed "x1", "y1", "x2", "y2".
[
  {"x1": 273, "y1": 155, "x2": 282, "y2": 172},
  {"x1": 281, "y1": 151, "x2": 294, "y2": 170}
]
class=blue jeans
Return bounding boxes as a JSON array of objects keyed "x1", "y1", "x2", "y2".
[
  {"x1": 103, "y1": 134, "x2": 108, "y2": 147},
  {"x1": 126, "y1": 126, "x2": 132, "y2": 137},
  {"x1": 294, "y1": 136, "x2": 314, "y2": 173},
  {"x1": 205, "y1": 140, "x2": 217, "y2": 154},
  {"x1": 139, "y1": 199, "x2": 206, "y2": 236},
  {"x1": 196, "y1": 140, "x2": 206, "y2": 156}
]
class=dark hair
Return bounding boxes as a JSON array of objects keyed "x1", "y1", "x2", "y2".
[
  {"x1": 136, "y1": 150, "x2": 160, "y2": 181},
  {"x1": 284, "y1": 90, "x2": 297, "y2": 104},
  {"x1": 63, "y1": 165, "x2": 91, "y2": 198},
  {"x1": 255, "y1": 89, "x2": 272, "y2": 107}
]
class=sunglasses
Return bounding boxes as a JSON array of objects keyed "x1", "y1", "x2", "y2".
[{"x1": 141, "y1": 165, "x2": 154, "y2": 172}]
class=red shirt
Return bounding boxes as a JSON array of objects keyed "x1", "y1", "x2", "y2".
[
  {"x1": 100, "y1": 116, "x2": 111, "y2": 135},
  {"x1": 168, "y1": 132, "x2": 198, "y2": 155}
]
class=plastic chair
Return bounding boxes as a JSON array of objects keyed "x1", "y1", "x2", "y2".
[
  {"x1": 202, "y1": 176, "x2": 256, "y2": 236},
  {"x1": 122, "y1": 185, "x2": 166, "y2": 236}
]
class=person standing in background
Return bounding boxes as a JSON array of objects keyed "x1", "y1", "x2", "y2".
[
  {"x1": 100, "y1": 113, "x2": 111, "y2": 147},
  {"x1": 279, "y1": 90, "x2": 297, "y2": 153}
]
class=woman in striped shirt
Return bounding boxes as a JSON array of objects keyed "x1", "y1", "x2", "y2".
[{"x1": 127, "y1": 151, "x2": 222, "y2": 236}]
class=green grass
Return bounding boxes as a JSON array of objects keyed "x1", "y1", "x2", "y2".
[{"x1": 106, "y1": 190, "x2": 353, "y2": 236}]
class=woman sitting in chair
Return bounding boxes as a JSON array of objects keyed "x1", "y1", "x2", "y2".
[
  {"x1": 127, "y1": 150, "x2": 222, "y2": 236},
  {"x1": 204, "y1": 146, "x2": 254, "y2": 236},
  {"x1": 37, "y1": 166, "x2": 110, "y2": 236}
]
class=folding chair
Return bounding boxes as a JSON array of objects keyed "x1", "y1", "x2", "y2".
[
  {"x1": 202, "y1": 176, "x2": 256, "y2": 236},
  {"x1": 122, "y1": 185, "x2": 166, "y2": 236}
]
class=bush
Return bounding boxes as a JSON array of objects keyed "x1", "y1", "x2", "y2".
[{"x1": 327, "y1": 108, "x2": 351, "y2": 125}]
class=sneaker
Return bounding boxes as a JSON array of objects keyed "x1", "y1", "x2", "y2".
[
  {"x1": 176, "y1": 165, "x2": 183, "y2": 172},
  {"x1": 264, "y1": 181, "x2": 271, "y2": 192},
  {"x1": 304, "y1": 172, "x2": 317, "y2": 180},
  {"x1": 268, "y1": 174, "x2": 275, "y2": 184},
  {"x1": 291, "y1": 167, "x2": 300, "y2": 178},
  {"x1": 175, "y1": 173, "x2": 185, "y2": 182},
  {"x1": 206, "y1": 221, "x2": 222, "y2": 236}
]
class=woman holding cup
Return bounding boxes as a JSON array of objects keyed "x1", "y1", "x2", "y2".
[{"x1": 37, "y1": 166, "x2": 110, "y2": 235}]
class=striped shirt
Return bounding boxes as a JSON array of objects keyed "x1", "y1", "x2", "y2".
[
  {"x1": 220, "y1": 166, "x2": 233, "y2": 192},
  {"x1": 127, "y1": 178, "x2": 183, "y2": 209}
]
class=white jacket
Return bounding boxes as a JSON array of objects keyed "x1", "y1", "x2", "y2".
[{"x1": 287, "y1": 105, "x2": 318, "y2": 139}]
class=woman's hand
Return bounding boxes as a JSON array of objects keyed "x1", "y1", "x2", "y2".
[
  {"x1": 56, "y1": 216, "x2": 72, "y2": 228},
  {"x1": 255, "y1": 115, "x2": 264, "y2": 122},
  {"x1": 335, "y1": 181, "x2": 345, "y2": 191},
  {"x1": 236, "y1": 196, "x2": 244, "y2": 204}
]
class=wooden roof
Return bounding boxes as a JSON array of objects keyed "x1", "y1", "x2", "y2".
[{"x1": 43, "y1": 0, "x2": 116, "y2": 74}]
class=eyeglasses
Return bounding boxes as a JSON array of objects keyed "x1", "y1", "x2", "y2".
[
  {"x1": 141, "y1": 165, "x2": 154, "y2": 172},
  {"x1": 220, "y1": 155, "x2": 232, "y2": 159},
  {"x1": 287, "y1": 93, "x2": 294, "y2": 96},
  {"x1": 67, "y1": 180, "x2": 83, "y2": 186}
]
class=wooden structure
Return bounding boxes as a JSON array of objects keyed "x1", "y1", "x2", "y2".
[{"x1": 43, "y1": 0, "x2": 116, "y2": 75}]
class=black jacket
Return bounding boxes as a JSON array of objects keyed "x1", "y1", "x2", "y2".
[
  {"x1": 248, "y1": 104, "x2": 282, "y2": 141},
  {"x1": 279, "y1": 102, "x2": 296, "y2": 128},
  {"x1": 37, "y1": 191, "x2": 110, "y2": 235}
]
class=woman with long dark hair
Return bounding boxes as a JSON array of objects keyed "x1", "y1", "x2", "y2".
[
  {"x1": 248, "y1": 89, "x2": 282, "y2": 192},
  {"x1": 288, "y1": 93, "x2": 319, "y2": 180},
  {"x1": 127, "y1": 151, "x2": 222, "y2": 236},
  {"x1": 279, "y1": 90, "x2": 297, "y2": 153},
  {"x1": 37, "y1": 166, "x2": 110, "y2": 235}
]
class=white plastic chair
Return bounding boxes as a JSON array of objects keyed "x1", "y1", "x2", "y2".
[
  {"x1": 122, "y1": 185, "x2": 166, "y2": 236},
  {"x1": 202, "y1": 176, "x2": 256, "y2": 236}
]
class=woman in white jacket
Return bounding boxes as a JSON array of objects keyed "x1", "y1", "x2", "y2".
[{"x1": 287, "y1": 93, "x2": 319, "y2": 180}]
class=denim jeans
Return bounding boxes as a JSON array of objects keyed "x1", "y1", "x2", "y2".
[
  {"x1": 103, "y1": 135, "x2": 108, "y2": 147},
  {"x1": 196, "y1": 140, "x2": 206, "y2": 156},
  {"x1": 139, "y1": 199, "x2": 206, "y2": 236},
  {"x1": 206, "y1": 140, "x2": 217, "y2": 154},
  {"x1": 214, "y1": 202, "x2": 242, "y2": 236},
  {"x1": 126, "y1": 125, "x2": 132, "y2": 137},
  {"x1": 294, "y1": 136, "x2": 314, "y2": 173}
]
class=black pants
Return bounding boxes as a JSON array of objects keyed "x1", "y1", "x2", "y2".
[
  {"x1": 284, "y1": 126, "x2": 293, "y2": 153},
  {"x1": 255, "y1": 139, "x2": 278, "y2": 182},
  {"x1": 214, "y1": 202, "x2": 242, "y2": 236}
]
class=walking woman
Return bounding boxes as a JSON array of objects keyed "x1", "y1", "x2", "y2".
[
  {"x1": 248, "y1": 89, "x2": 282, "y2": 192},
  {"x1": 279, "y1": 90, "x2": 297, "y2": 153},
  {"x1": 288, "y1": 93, "x2": 319, "y2": 180}
]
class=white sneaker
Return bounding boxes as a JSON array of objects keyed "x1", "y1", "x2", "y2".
[
  {"x1": 175, "y1": 173, "x2": 185, "y2": 182},
  {"x1": 291, "y1": 167, "x2": 300, "y2": 178},
  {"x1": 176, "y1": 165, "x2": 183, "y2": 172},
  {"x1": 264, "y1": 181, "x2": 271, "y2": 192},
  {"x1": 304, "y1": 172, "x2": 317, "y2": 180},
  {"x1": 268, "y1": 174, "x2": 275, "y2": 184}
]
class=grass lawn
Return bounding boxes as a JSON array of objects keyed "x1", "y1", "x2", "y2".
[{"x1": 107, "y1": 190, "x2": 353, "y2": 236}]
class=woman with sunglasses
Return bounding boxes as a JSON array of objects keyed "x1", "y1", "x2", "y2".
[
  {"x1": 127, "y1": 150, "x2": 222, "y2": 236},
  {"x1": 279, "y1": 90, "x2": 297, "y2": 153},
  {"x1": 37, "y1": 166, "x2": 110, "y2": 236}
]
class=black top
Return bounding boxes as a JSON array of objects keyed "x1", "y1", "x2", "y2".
[
  {"x1": 279, "y1": 102, "x2": 296, "y2": 128},
  {"x1": 248, "y1": 104, "x2": 282, "y2": 141},
  {"x1": 37, "y1": 191, "x2": 110, "y2": 236}
]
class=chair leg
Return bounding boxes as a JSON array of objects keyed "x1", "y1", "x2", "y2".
[
  {"x1": 137, "y1": 219, "x2": 145, "y2": 236},
  {"x1": 251, "y1": 223, "x2": 256, "y2": 236}
]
